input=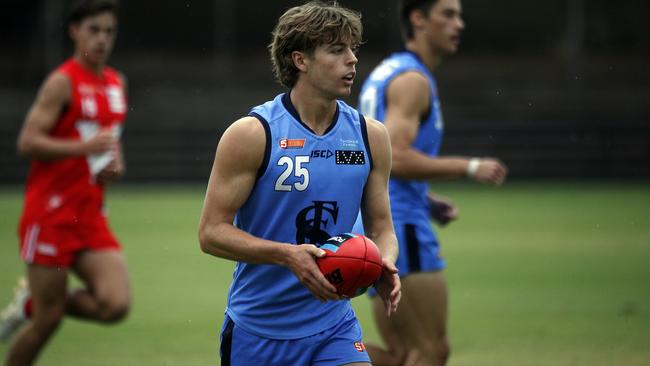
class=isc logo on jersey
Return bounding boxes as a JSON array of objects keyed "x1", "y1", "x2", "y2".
[{"x1": 311, "y1": 149, "x2": 333, "y2": 159}]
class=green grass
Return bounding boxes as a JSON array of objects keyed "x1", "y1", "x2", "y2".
[{"x1": 1, "y1": 182, "x2": 649, "y2": 365}]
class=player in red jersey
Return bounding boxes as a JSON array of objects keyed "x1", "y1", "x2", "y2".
[{"x1": 0, "y1": 1, "x2": 130, "y2": 364}]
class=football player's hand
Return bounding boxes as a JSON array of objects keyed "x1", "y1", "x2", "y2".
[
  {"x1": 427, "y1": 193, "x2": 458, "y2": 226},
  {"x1": 98, "y1": 153, "x2": 124, "y2": 184},
  {"x1": 84, "y1": 128, "x2": 118, "y2": 155},
  {"x1": 285, "y1": 244, "x2": 340, "y2": 302},
  {"x1": 473, "y1": 158, "x2": 508, "y2": 186},
  {"x1": 375, "y1": 258, "x2": 401, "y2": 316}
]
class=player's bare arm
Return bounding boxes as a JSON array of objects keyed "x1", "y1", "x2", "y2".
[
  {"x1": 17, "y1": 71, "x2": 118, "y2": 160},
  {"x1": 198, "y1": 117, "x2": 338, "y2": 301},
  {"x1": 361, "y1": 117, "x2": 401, "y2": 315},
  {"x1": 385, "y1": 71, "x2": 507, "y2": 184}
]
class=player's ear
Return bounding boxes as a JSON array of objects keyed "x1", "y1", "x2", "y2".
[
  {"x1": 69, "y1": 22, "x2": 80, "y2": 41},
  {"x1": 291, "y1": 50, "x2": 308, "y2": 72},
  {"x1": 409, "y1": 8, "x2": 427, "y2": 32}
]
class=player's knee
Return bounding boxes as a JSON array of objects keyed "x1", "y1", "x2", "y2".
[
  {"x1": 98, "y1": 297, "x2": 130, "y2": 323},
  {"x1": 420, "y1": 336, "x2": 450, "y2": 366},
  {"x1": 437, "y1": 338, "x2": 450, "y2": 365},
  {"x1": 433, "y1": 339, "x2": 451, "y2": 366}
]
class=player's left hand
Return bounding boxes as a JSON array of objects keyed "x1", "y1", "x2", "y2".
[
  {"x1": 375, "y1": 259, "x2": 401, "y2": 316},
  {"x1": 98, "y1": 155, "x2": 125, "y2": 184},
  {"x1": 427, "y1": 192, "x2": 458, "y2": 226}
]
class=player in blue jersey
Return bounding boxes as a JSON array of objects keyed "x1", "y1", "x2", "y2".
[
  {"x1": 198, "y1": 2, "x2": 401, "y2": 365},
  {"x1": 355, "y1": 0, "x2": 508, "y2": 365}
]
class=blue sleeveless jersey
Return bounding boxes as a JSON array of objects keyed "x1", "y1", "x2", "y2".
[
  {"x1": 226, "y1": 92, "x2": 373, "y2": 339},
  {"x1": 358, "y1": 50, "x2": 443, "y2": 217}
]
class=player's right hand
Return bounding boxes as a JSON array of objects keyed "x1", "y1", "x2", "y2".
[
  {"x1": 375, "y1": 259, "x2": 401, "y2": 316},
  {"x1": 84, "y1": 129, "x2": 118, "y2": 154},
  {"x1": 474, "y1": 158, "x2": 508, "y2": 186},
  {"x1": 285, "y1": 244, "x2": 340, "y2": 302}
]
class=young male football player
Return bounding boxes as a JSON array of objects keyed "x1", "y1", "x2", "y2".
[
  {"x1": 354, "y1": 0, "x2": 508, "y2": 364},
  {"x1": 0, "y1": 1, "x2": 130, "y2": 365},
  {"x1": 198, "y1": 2, "x2": 401, "y2": 365}
]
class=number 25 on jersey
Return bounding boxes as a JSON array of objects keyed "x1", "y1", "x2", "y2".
[{"x1": 275, "y1": 156, "x2": 310, "y2": 192}]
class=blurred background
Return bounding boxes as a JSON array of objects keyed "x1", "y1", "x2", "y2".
[
  {"x1": 1, "y1": 0, "x2": 649, "y2": 182},
  {"x1": 1, "y1": 1, "x2": 649, "y2": 365}
]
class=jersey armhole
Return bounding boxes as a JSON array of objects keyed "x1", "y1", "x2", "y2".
[
  {"x1": 359, "y1": 112, "x2": 374, "y2": 171},
  {"x1": 248, "y1": 112, "x2": 271, "y2": 180}
]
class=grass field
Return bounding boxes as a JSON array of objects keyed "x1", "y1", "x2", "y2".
[{"x1": 1, "y1": 181, "x2": 649, "y2": 365}]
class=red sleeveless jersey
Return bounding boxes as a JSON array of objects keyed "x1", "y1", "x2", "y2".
[{"x1": 21, "y1": 58, "x2": 127, "y2": 226}]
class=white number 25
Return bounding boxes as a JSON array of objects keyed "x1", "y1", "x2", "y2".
[{"x1": 275, "y1": 155, "x2": 310, "y2": 192}]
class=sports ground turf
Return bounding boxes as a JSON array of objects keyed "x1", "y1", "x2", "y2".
[{"x1": 1, "y1": 181, "x2": 648, "y2": 365}]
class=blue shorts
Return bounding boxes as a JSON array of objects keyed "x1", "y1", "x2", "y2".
[
  {"x1": 219, "y1": 309, "x2": 370, "y2": 365},
  {"x1": 393, "y1": 214, "x2": 446, "y2": 276},
  {"x1": 354, "y1": 212, "x2": 446, "y2": 296}
]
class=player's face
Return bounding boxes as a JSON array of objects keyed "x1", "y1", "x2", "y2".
[
  {"x1": 70, "y1": 12, "x2": 117, "y2": 66},
  {"x1": 304, "y1": 42, "x2": 358, "y2": 99},
  {"x1": 424, "y1": 0, "x2": 464, "y2": 55}
]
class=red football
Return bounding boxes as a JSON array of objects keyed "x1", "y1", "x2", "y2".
[{"x1": 316, "y1": 233, "x2": 383, "y2": 298}]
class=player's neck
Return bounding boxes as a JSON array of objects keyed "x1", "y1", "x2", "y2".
[
  {"x1": 405, "y1": 40, "x2": 442, "y2": 72},
  {"x1": 289, "y1": 85, "x2": 338, "y2": 136},
  {"x1": 73, "y1": 54, "x2": 105, "y2": 76}
]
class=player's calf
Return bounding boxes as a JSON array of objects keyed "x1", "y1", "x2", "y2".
[{"x1": 31, "y1": 303, "x2": 65, "y2": 338}]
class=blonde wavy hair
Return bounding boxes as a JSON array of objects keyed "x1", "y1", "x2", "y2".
[{"x1": 269, "y1": 1, "x2": 363, "y2": 88}]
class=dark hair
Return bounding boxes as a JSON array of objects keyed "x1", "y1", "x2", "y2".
[
  {"x1": 399, "y1": 0, "x2": 438, "y2": 40},
  {"x1": 269, "y1": 1, "x2": 362, "y2": 88},
  {"x1": 67, "y1": 0, "x2": 119, "y2": 25}
]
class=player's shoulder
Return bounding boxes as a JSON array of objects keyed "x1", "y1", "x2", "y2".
[
  {"x1": 216, "y1": 115, "x2": 268, "y2": 170},
  {"x1": 386, "y1": 71, "x2": 430, "y2": 111},
  {"x1": 38, "y1": 69, "x2": 72, "y2": 101},
  {"x1": 222, "y1": 115, "x2": 267, "y2": 146},
  {"x1": 391, "y1": 70, "x2": 430, "y2": 92},
  {"x1": 362, "y1": 117, "x2": 391, "y2": 170},
  {"x1": 364, "y1": 117, "x2": 390, "y2": 146}
]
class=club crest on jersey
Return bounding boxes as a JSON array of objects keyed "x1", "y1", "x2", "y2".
[
  {"x1": 279, "y1": 138, "x2": 306, "y2": 149},
  {"x1": 295, "y1": 201, "x2": 339, "y2": 244}
]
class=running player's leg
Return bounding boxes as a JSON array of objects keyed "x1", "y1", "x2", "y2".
[
  {"x1": 370, "y1": 216, "x2": 449, "y2": 366},
  {"x1": 69, "y1": 250, "x2": 130, "y2": 322},
  {"x1": 401, "y1": 271, "x2": 449, "y2": 366},
  {"x1": 365, "y1": 296, "x2": 407, "y2": 366},
  {"x1": 353, "y1": 214, "x2": 402, "y2": 366},
  {"x1": 5, "y1": 265, "x2": 68, "y2": 366},
  {"x1": 368, "y1": 270, "x2": 448, "y2": 366}
]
